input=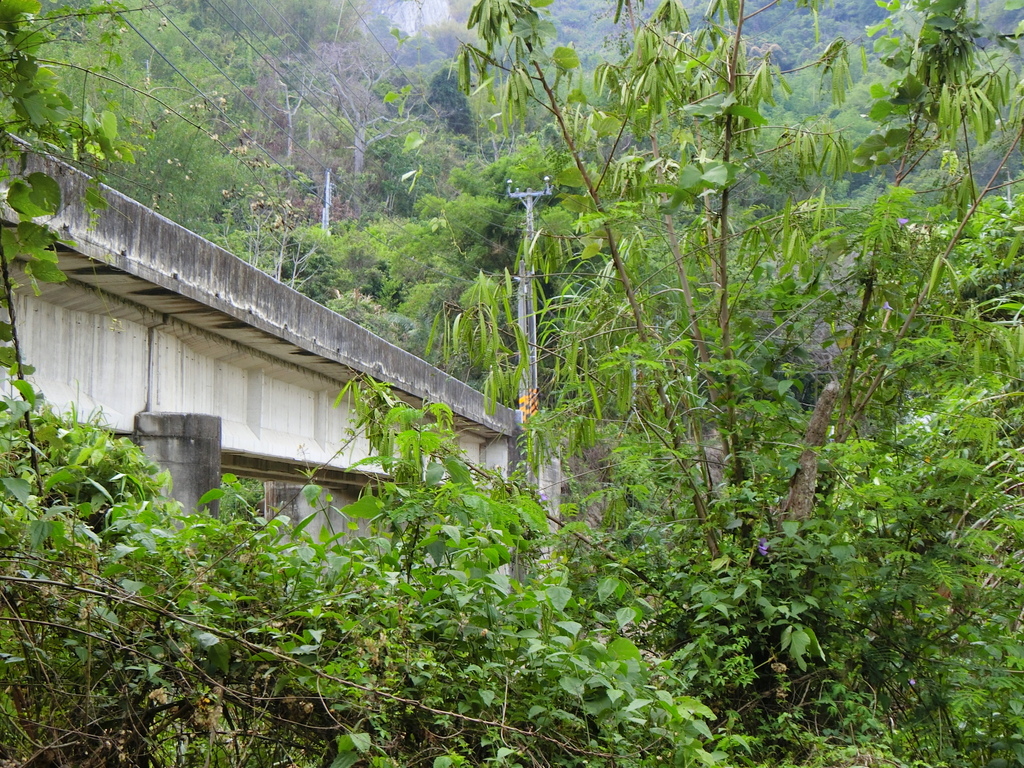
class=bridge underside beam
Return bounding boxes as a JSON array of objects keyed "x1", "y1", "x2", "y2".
[{"x1": 220, "y1": 451, "x2": 380, "y2": 493}]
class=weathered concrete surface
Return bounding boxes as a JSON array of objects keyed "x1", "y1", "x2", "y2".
[
  {"x1": 4, "y1": 153, "x2": 518, "y2": 503},
  {"x1": 134, "y1": 412, "x2": 222, "y2": 515}
]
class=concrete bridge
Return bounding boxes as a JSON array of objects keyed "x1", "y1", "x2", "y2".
[{"x1": 7, "y1": 154, "x2": 528, "y2": 529}]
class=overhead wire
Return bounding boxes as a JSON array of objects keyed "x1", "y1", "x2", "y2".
[
  {"x1": 120, "y1": 0, "x2": 534, "y2": 284},
  {"x1": 157, "y1": 11, "x2": 332, "y2": 179},
  {"x1": 228, "y1": 0, "x2": 528, "y2": 240},
  {"x1": 162, "y1": 0, "x2": 493, "y2": 284},
  {"x1": 198, "y1": 0, "x2": 365, "y2": 161},
  {"x1": 209, "y1": 0, "x2": 528, "y2": 275},
  {"x1": 119, "y1": 11, "x2": 324, "y2": 203}
]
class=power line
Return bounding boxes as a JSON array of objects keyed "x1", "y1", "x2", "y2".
[
  {"x1": 119, "y1": 11, "x2": 323, "y2": 203},
  {"x1": 216, "y1": 0, "x2": 529, "y2": 261},
  {"x1": 158, "y1": 11, "x2": 331, "y2": 179},
  {"x1": 199, "y1": 0, "x2": 361, "y2": 156},
  {"x1": 123, "y1": 3, "x2": 527, "y2": 281},
  {"x1": 209, "y1": 0, "x2": 526, "y2": 236}
]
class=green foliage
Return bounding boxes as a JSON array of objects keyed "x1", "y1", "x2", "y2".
[
  {"x1": 449, "y1": 0, "x2": 1024, "y2": 765},
  {"x1": 4, "y1": 1, "x2": 1024, "y2": 767},
  {"x1": 0, "y1": 0, "x2": 133, "y2": 501},
  {"x1": 0, "y1": 394, "x2": 721, "y2": 767}
]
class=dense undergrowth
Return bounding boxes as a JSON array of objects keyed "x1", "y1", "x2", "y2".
[
  {"x1": 0, "y1": 404, "x2": 722, "y2": 768},
  {"x1": 4, "y1": 370, "x2": 1024, "y2": 768}
]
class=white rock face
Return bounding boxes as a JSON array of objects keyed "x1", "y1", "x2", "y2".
[{"x1": 373, "y1": 0, "x2": 451, "y2": 35}]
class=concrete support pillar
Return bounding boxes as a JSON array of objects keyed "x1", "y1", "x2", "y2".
[
  {"x1": 538, "y1": 456, "x2": 562, "y2": 523},
  {"x1": 263, "y1": 482, "x2": 369, "y2": 543},
  {"x1": 134, "y1": 412, "x2": 222, "y2": 515}
]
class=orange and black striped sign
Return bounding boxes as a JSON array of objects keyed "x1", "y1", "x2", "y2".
[{"x1": 519, "y1": 389, "x2": 538, "y2": 421}]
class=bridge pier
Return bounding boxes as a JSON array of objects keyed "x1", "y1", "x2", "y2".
[
  {"x1": 263, "y1": 481, "x2": 369, "y2": 542},
  {"x1": 134, "y1": 412, "x2": 222, "y2": 516}
]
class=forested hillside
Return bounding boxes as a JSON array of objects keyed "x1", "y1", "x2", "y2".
[{"x1": 1, "y1": 0, "x2": 1024, "y2": 766}]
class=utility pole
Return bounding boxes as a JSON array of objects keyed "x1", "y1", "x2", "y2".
[
  {"x1": 507, "y1": 176, "x2": 552, "y2": 425},
  {"x1": 321, "y1": 169, "x2": 332, "y2": 231}
]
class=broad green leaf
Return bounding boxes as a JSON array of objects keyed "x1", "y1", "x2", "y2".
[
  {"x1": 615, "y1": 606, "x2": 637, "y2": 629},
  {"x1": 555, "y1": 620, "x2": 582, "y2": 637},
  {"x1": 425, "y1": 461, "x2": 444, "y2": 485},
  {"x1": 11, "y1": 379, "x2": 34, "y2": 407},
  {"x1": 624, "y1": 697, "x2": 652, "y2": 712},
  {"x1": 208, "y1": 641, "x2": 230, "y2": 674},
  {"x1": 404, "y1": 132, "x2": 424, "y2": 152},
  {"x1": 6, "y1": 178, "x2": 48, "y2": 217},
  {"x1": 545, "y1": 585, "x2": 572, "y2": 612},
  {"x1": 701, "y1": 162, "x2": 737, "y2": 187},
  {"x1": 2, "y1": 476, "x2": 31, "y2": 503},
  {"x1": 26, "y1": 172, "x2": 60, "y2": 213},
  {"x1": 726, "y1": 103, "x2": 767, "y2": 126},
  {"x1": 556, "y1": 166, "x2": 585, "y2": 187},
  {"x1": 782, "y1": 626, "x2": 816, "y2": 671},
  {"x1": 597, "y1": 576, "x2": 620, "y2": 602},
  {"x1": 330, "y1": 753, "x2": 358, "y2": 768},
  {"x1": 0, "y1": 0, "x2": 40, "y2": 25},
  {"x1": 443, "y1": 457, "x2": 472, "y2": 486},
  {"x1": 11, "y1": 222, "x2": 57, "y2": 257},
  {"x1": 581, "y1": 240, "x2": 603, "y2": 259},
  {"x1": 119, "y1": 579, "x2": 147, "y2": 594},
  {"x1": 198, "y1": 488, "x2": 225, "y2": 504},
  {"x1": 24, "y1": 259, "x2": 65, "y2": 283},
  {"x1": 608, "y1": 637, "x2": 641, "y2": 661},
  {"x1": 341, "y1": 494, "x2": 380, "y2": 519},
  {"x1": 552, "y1": 46, "x2": 580, "y2": 69},
  {"x1": 29, "y1": 519, "x2": 51, "y2": 548},
  {"x1": 487, "y1": 571, "x2": 511, "y2": 594},
  {"x1": 559, "y1": 675, "x2": 585, "y2": 697},
  {"x1": 676, "y1": 165, "x2": 703, "y2": 191},
  {"x1": 301, "y1": 484, "x2": 322, "y2": 505},
  {"x1": 195, "y1": 632, "x2": 220, "y2": 649},
  {"x1": 111, "y1": 544, "x2": 138, "y2": 561},
  {"x1": 100, "y1": 110, "x2": 117, "y2": 139},
  {"x1": 338, "y1": 732, "x2": 371, "y2": 753}
]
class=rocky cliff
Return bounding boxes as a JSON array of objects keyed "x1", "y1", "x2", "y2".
[{"x1": 372, "y1": 0, "x2": 451, "y2": 35}]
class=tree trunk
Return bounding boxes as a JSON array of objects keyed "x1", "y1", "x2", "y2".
[{"x1": 780, "y1": 380, "x2": 840, "y2": 523}]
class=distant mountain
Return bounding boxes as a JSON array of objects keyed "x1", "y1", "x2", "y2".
[{"x1": 547, "y1": 0, "x2": 1024, "y2": 71}]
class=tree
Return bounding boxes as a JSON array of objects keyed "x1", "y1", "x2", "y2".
[
  {"x1": 316, "y1": 38, "x2": 411, "y2": 178},
  {"x1": 428, "y1": 68, "x2": 474, "y2": 136},
  {"x1": 0, "y1": 0, "x2": 134, "y2": 484},
  {"x1": 447, "y1": 0, "x2": 1024, "y2": 762},
  {"x1": 0, "y1": 9, "x2": 723, "y2": 766}
]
